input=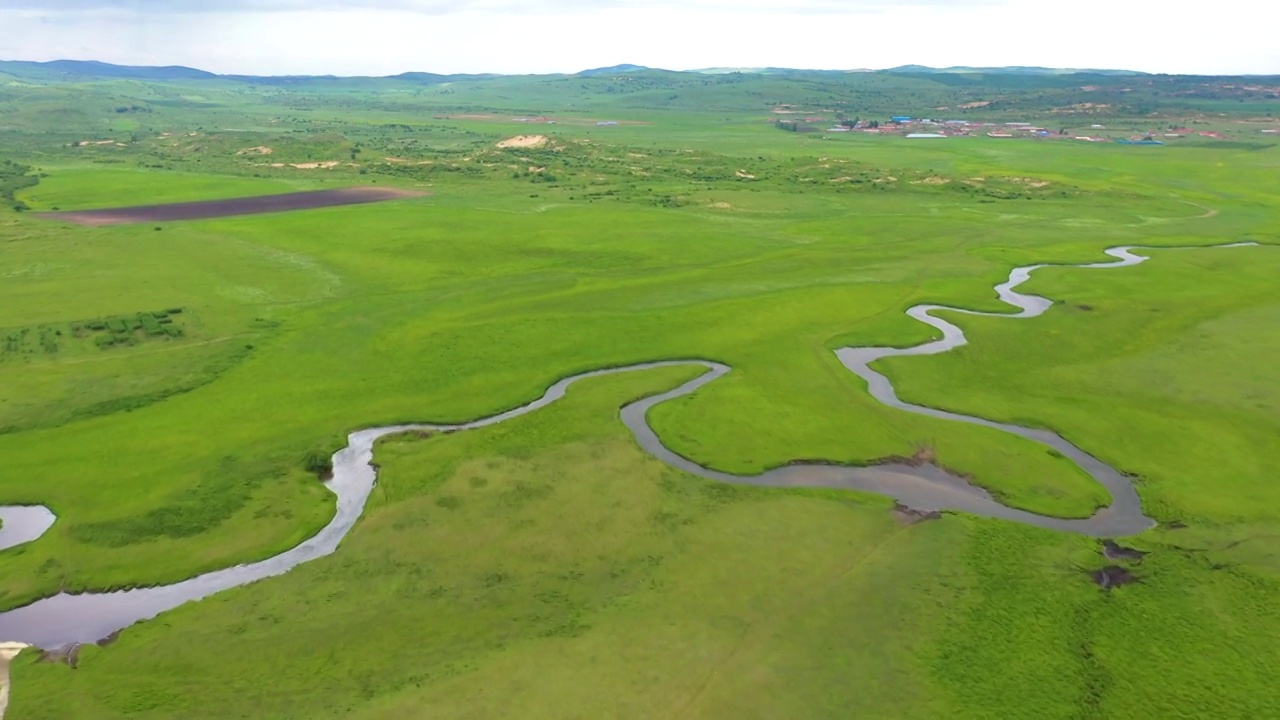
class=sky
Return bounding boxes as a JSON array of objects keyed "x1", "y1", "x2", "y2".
[{"x1": 0, "y1": 0, "x2": 1276, "y2": 76}]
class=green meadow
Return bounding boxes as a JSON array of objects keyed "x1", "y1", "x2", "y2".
[{"x1": 1, "y1": 66, "x2": 1279, "y2": 717}]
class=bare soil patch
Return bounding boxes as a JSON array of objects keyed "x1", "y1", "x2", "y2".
[
  {"x1": 497, "y1": 135, "x2": 550, "y2": 149},
  {"x1": 1005, "y1": 176, "x2": 1051, "y2": 188},
  {"x1": 893, "y1": 503, "x2": 942, "y2": 525},
  {"x1": 1052, "y1": 103, "x2": 1111, "y2": 114},
  {"x1": 38, "y1": 187, "x2": 428, "y2": 227},
  {"x1": 893, "y1": 446, "x2": 938, "y2": 466},
  {"x1": 236, "y1": 146, "x2": 274, "y2": 156}
]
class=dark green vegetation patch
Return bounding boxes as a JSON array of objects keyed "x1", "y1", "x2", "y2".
[
  {"x1": 0, "y1": 159, "x2": 40, "y2": 211},
  {"x1": 1, "y1": 309, "x2": 185, "y2": 360}
]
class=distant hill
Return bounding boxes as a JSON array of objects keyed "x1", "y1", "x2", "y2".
[
  {"x1": 0, "y1": 60, "x2": 507, "y2": 86},
  {"x1": 693, "y1": 67, "x2": 873, "y2": 75},
  {"x1": 0, "y1": 59, "x2": 217, "y2": 81},
  {"x1": 576, "y1": 64, "x2": 654, "y2": 77},
  {"x1": 0, "y1": 58, "x2": 1255, "y2": 90},
  {"x1": 394, "y1": 71, "x2": 499, "y2": 84},
  {"x1": 883, "y1": 64, "x2": 1148, "y2": 76}
]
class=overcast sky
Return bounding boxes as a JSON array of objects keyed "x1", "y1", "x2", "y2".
[{"x1": 0, "y1": 0, "x2": 1275, "y2": 76}]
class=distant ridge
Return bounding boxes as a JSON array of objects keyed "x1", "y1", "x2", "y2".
[
  {"x1": 576, "y1": 64, "x2": 660, "y2": 76},
  {"x1": 2, "y1": 59, "x2": 216, "y2": 80},
  {"x1": 883, "y1": 64, "x2": 1147, "y2": 76},
  {"x1": 693, "y1": 67, "x2": 872, "y2": 75},
  {"x1": 0, "y1": 59, "x2": 1256, "y2": 83}
]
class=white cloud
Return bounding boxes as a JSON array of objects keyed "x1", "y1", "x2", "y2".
[
  {"x1": 0, "y1": 0, "x2": 995, "y2": 12},
  {"x1": 0, "y1": 0, "x2": 1275, "y2": 75}
]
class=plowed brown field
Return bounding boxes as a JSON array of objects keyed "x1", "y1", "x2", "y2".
[{"x1": 38, "y1": 187, "x2": 428, "y2": 227}]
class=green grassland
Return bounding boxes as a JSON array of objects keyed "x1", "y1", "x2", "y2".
[{"x1": 1, "y1": 68, "x2": 1278, "y2": 717}]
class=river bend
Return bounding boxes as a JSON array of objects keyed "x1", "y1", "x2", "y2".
[{"x1": 0, "y1": 242, "x2": 1257, "y2": 648}]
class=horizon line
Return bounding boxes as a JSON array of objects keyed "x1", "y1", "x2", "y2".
[{"x1": 8, "y1": 57, "x2": 1277, "y2": 79}]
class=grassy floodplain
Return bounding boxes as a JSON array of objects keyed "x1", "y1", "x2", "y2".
[{"x1": 1, "y1": 64, "x2": 1279, "y2": 717}]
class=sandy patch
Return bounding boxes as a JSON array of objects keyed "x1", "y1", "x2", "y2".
[
  {"x1": 78, "y1": 140, "x2": 116, "y2": 146},
  {"x1": 497, "y1": 135, "x2": 550, "y2": 149},
  {"x1": 290, "y1": 161, "x2": 341, "y2": 170},
  {"x1": 873, "y1": 176, "x2": 899, "y2": 184},
  {"x1": 735, "y1": 170, "x2": 756, "y2": 180},
  {"x1": 1, "y1": 643, "x2": 28, "y2": 719},
  {"x1": 237, "y1": 146, "x2": 274, "y2": 156},
  {"x1": 912, "y1": 176, "x2": 952, "y2": 185},
  {"x1": 958, "y1": 101, "x2": 992, "y2": 109},
  {"x1": 709, "y1": 202, "x2": 733, "y2": 209}
]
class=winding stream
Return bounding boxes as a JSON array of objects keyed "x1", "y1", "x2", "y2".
[{"x1": 0, "y1": 242, "x2": 1257, "y2": 649}]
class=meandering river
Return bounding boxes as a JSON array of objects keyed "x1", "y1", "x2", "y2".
[{"x1": 0, "y1": 243, "x2": 1256, "y2": 649}]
